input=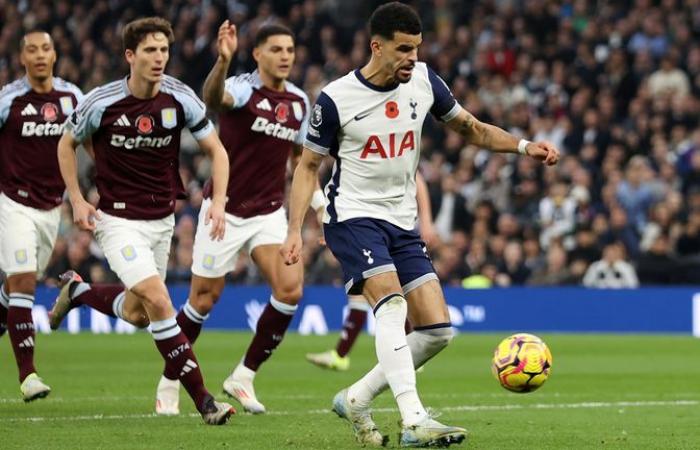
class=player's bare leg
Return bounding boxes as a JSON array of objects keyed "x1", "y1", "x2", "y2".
[
  {"x1": 223, "y1": 244, "x2": 302, "y2": 414},
  {"x1": 132, "y1": 275, "x2": 233, "y2": 424},
  {"x1": 156, "y1": 274, "x2": 224, "y2": 415},
  {"x1": 342, "y1": 278, "x2": 466, "y2": 447},
  {"x1": 5, "y1": 271, "x2": 51, "y2": 401}
]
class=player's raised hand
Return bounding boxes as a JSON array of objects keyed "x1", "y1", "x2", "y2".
[
  {"x1": 280, "y1": 232, "x2": 303, "y2": 265},
  {"x1": 205, "y1": 199, "x2": 226, "y2": 241},
  {"x1": 217, "y1": 20, "x2": 238, "y2": 62},
  {"x1": 526, "y1": 141, "x2": 560, "y2": 166},
  {"x1": 71, "y1": 198, "x2": 100, "y2": 232}
]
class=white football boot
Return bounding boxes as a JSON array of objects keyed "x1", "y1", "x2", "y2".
[
  {"x1": 398, "y1": 413, "x2": 467, "y2": 448},
  {"x1": 332, "y1": 388, "x2": 387, "y2": 447},
  {"x1": 20, "y1": 373, "x2": 51, "y2": 402},
  {"x1": 155, "y1": 375, "x2": 180, "y2": 415},
  {"x1": 222, "y1": 365, "x2": 266, "y2": 414}
]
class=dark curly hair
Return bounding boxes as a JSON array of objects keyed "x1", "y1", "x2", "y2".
[{"x1": 369, "y1": 2, "x2": 422, "y2": 40}]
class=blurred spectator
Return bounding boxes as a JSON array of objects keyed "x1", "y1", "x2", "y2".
[
  {"x1": 648, "y1": 55, "x2": 691, "y2": 100},
  {"x1": 636, "y1": 233, "x2": 678, "y2": 285},
  {"x1": 528, "y1": 244, "x2": 573, "y2": 286},
  {"x1": 568, "y1": 224, "x2": 601, "y2": 265},
  {"x1": 676, "y1": 209, "x2": 700, "y2": 257},
  {"x1": 497, "y1": 241, "x2": 530, "y2": 285},
  {"x1": 538, "y1": 181, "x2": 576, "y2": 249},
  {"x1": 616, "y1": 156, "x2": 659, "y2": 232},
  {"x1": 583, "y1": 242, "x2": 639, "y2": 288},
  {"x1": 431, "y1": 174, "x2": 472, "y2": 242}
]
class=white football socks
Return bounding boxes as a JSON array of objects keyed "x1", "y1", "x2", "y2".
[
  {"x1": 347, "y1": 323, "x2": 454, "y2": 426},
  {"x1": 372, "y1": 294, "x2": 426, "y2": 426}
]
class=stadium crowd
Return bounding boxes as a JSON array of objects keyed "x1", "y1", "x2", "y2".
[{"x1": 1, "y1": 0, "x2": 699, "y2": 288}]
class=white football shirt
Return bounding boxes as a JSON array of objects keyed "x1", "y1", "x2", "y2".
[{"x1": 305, "y1": 62, "x2": 459, "y2": 230}]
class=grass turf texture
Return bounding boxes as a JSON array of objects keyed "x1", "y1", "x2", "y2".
[{"x1": 1, "y1": 332, "x2": 699, "y2": 449}]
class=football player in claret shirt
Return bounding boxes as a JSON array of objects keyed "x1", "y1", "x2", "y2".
[
  {"x1": 153, "y1": 21, "x2": 314, "y2": 416},
  {"x1": 0, "y1": 30, "x2": 82, "y2": 402},
  {"x1": 51, "y1": 17, "x2": 234, "y2": 425},
  {"x1": 281, "y1": 2, "x2": 559, "y2": 446}
]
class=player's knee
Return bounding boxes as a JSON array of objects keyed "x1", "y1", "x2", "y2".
[
  {"x1": 7, "y1": 273, "x2": 36, "y2": 295},
  {"x1": 189, "y1": 296, "x2": 215, "y2": 316},
  {"x1": 189, "y1": 285, "x2": 223, "y2": 314},
  {"x1": 274, "y1": 284, "x2": 302, "y2": 305},
  {"x1": 125, "y1": 311, "x2": 150, "y2": 329},
  {"x1": 418, "y1": 325, "x2": 454, "y2": 350},
  {"x1": 138, "y1": 290, "x2": 172, "y2": 316},
  {"x1": 433, "y1": 326, "x2": 455, "y2": 348},
  {"x1": 440, "y1": 326, "x2": 455, "y2": 347}
]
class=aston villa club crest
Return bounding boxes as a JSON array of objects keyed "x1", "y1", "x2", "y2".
[
  {"x1": 41, "y1": 102, "x2": 59, "y2": 122},
  {"x1": 59, "y1": 96, "x2": 74, "y2": 115},
  {"x1": 161, "y1": 108, "x2": 177, "y2": 129},
  {"x1": 275, "y1": 102, "x2": 289, "y2": 123},
  {"x1": 136, "y1": 114, "x2": 154, "y2": 135}
]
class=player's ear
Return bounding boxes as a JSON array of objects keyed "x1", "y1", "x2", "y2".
[
  {"x1": 369, "y1": 38, "x2": 382, "y2": 57},
  {"x1": 252, "y1": 46, "x2": 261, "y2": 63},
  {"x1": 124, "y1": 48, "x2": 135, "y2": 64}
]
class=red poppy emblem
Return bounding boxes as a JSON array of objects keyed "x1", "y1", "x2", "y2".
[
  {"x1": 136, "y1": 114, "x2": 154, "y2": 135},
  {"x1": 385, "y1": 101, "x2": 399, "y2": 119},
  {"x1": 41, "y1": 103, "x2": 59, "y2": 122},
  {"x1": 275, "y1": 102, "x2": 289, "y2": 123}
]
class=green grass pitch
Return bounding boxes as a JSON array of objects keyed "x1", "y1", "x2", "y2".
[{"x1": 1, "y1": 332, "x2": 699, "y2": 449}]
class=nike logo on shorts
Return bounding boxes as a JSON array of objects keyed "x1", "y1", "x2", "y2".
[{"x1": 394, "y1": 345, "x2": 408, "y2": 351}]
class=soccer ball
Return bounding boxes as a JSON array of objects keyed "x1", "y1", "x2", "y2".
[{"x1": 492, "y1": 333, "x2": 552, "y2": 393}]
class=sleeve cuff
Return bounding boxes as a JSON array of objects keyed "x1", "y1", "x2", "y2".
[
  {"x1": 440, "y1": 102, "x2": 461, "y2": 122},
  {"x1": 304, "y1": 140, "x2": 330, "y2": 155},
  {"x1": 192, "y1": 121, "x2": 215, "y2": 141}
]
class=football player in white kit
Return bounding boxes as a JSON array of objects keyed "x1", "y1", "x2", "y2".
[{"x1": 281, "y1": 2, "x2": 559, "y2": 447}]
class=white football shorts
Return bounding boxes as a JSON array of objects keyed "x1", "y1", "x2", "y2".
[
  {"x1": 0, "y1": 193, "x2": 60, "y2": 277},
  {"x1": 191, "y1": 199, "x2": 287, "y2": 278},
  {"x1": 94, "y1": 211, "x2": 174, "y2": 289}
]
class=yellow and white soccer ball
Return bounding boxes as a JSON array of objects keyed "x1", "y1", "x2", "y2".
[{"x1": 492, "y1": 333, "x2": 552, "y2": 393}]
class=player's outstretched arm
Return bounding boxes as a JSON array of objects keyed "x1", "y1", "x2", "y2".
[
  {"x1": 57, "y1": 132, "x2": 100, "y2": 231},
  {"x1": 202, "y1": 20, "x2": 238, "y2": 111},
  {"x1": 446, "y1": 108, "x2": 560, "y2": 166},
  {"x1": 281, "y1": 148, "x2": 324, "y2": 265},
  {"x1": 197, "y1": 132, "x2": 230, "y2": 241}
]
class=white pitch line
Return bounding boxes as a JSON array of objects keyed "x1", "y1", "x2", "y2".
[
  {"x1": 3, "y1": 391, "x2": 697, "y2": 404},
  {"x1": 0, "y1": 400, "x2": 696, "y2": 423}
]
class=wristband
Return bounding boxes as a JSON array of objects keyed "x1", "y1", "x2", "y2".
[
  {"x1": 310, "y1": 189, "x2": 325, "y2": 210},
  {"x1": 517, "y1": 139, "x2": 531, "y2": 155}
]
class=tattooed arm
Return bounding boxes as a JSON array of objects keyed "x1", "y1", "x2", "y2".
[{"x1": 446, "y1": 108, "x2": 560, "y2": 166}]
